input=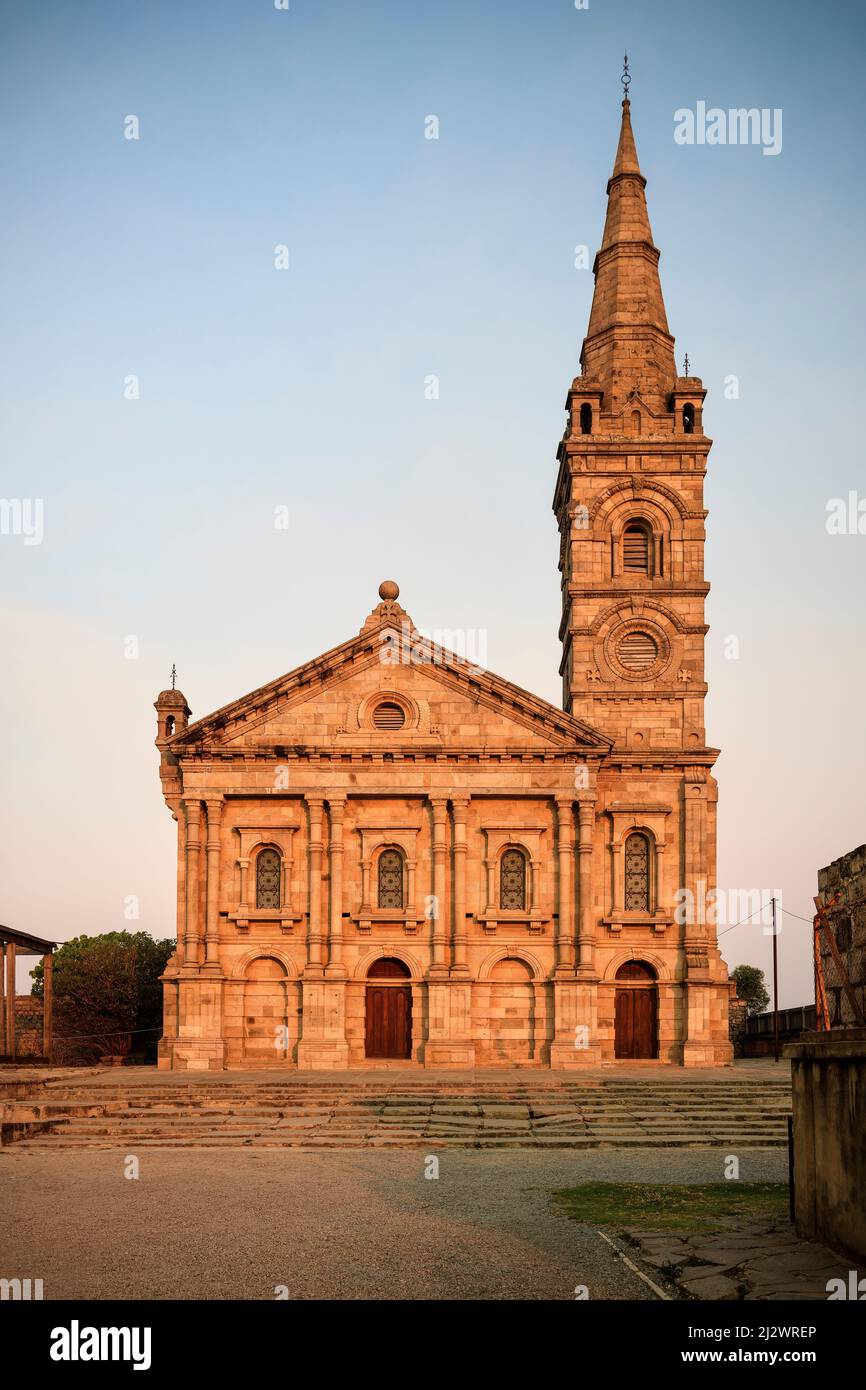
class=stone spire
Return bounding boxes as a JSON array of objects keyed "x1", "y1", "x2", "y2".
[{"x1": 581, "y1": 93, "x2": 677, "y2": 411}]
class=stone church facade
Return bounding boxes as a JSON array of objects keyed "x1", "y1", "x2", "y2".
[{"x1": 155, "y1": 94, "x2": 733, "y2": 1070}]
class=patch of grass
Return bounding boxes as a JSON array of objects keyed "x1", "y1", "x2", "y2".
[{"x1": 552, "y1": 1181, "x2": 789, "y2": 1232}]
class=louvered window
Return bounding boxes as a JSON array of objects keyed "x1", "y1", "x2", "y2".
[
  {"x1": 623, "y1": 524, "x2": 650, "y2": 574},
  {"x1": 372, "y1": 701, "x2": 405, "y2": 730},
  {"x1": 618, "y1": 630, "x2": 658, "y2": 671},
  {"x1": 500, "y1": 849, "x2": 527, "y2": 911},
  {"x1": 378, "y1": 849, "x2": 404, "y2": 908},
  {"x1": 624, "y1": 833, "x2": 651, "y2": 912},
  {"x1": 256, "y1": 848, "x2": 281, "y2": 909}
]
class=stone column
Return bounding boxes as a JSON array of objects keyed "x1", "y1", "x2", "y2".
[
  {"x1": 611, "y1": 834, "x2": 623, "y2": 916},
  {"x1": 429, "y1": 797, "x2": 449, "y2": 977},
  {"x1": 4, "y1": 942, "x2": 15, "y2": 1058},
  {"x1": 654, "y1": 839, "x2": 665, "y2": 916},
  {"x1": 238, "y1": 857, "x2": 250, "y2": 914},
  {"x1": 182, "y1": 798, "x2": 202, "y2": 971},
  {"x1": 42, "y1": 952, "x2": 53, "y2": 1063},
  {"x1": 325, "y1": 798, "x2": 347, "y2": 978},
  {"x1": 407, "y1": 858, "x2": 417, "y2": 918},
  {"x1": 451, "y1": 797, "x2": 470, "y2": 976},
  {"x1": 203, "y1": 797, "x2": 223, "y2": 973},
  {"x1": 555, "y1": 797, "x2": 575, "y2": 975},
  {"x1": 485, "y1": 858, "x2": 496, "y2": 915},
  {"x1": 576, "y1": 800, "x2": 597, "y2": 976},
  {"x1": 305, "y1": 796, "x2": 325, "y2": 975}
]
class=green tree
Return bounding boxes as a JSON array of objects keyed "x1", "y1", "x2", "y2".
[
  {"x1": 731, "y1": 964, "x2": 771, "y2": 1017},
  {"x1": 31, "y1": 932, "x2": 173, "y2": 1064}
]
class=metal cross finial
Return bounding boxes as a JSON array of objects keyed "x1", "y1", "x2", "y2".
[
  {"x1": 621, "y1": 53, "x2": 631, "y2": 99},
  {"x1": 683, "y1": 352, "x2": 690, "y2": 375},
  {"x1": 170, "y1": 663, "x2": 177, "y2": 690}
]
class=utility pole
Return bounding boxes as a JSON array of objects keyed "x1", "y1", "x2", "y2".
[{"x1": 778, "y1": 895, "x2": 783, "y2": 1056}]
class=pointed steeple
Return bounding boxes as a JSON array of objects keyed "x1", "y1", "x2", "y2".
[
  {"x1": 581, "y1": 76, "x2": 677, "y2": 411},
  {"x1": 611, "y1": 95, "x2": 642, "y2": 179}
]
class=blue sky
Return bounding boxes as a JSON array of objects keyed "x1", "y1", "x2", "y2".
[{"x1": 1, "y1": 0, "x2": 864, "y2": 1005}]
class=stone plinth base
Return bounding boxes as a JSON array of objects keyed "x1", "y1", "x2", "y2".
[
  {"x1": 681, "y1": 1041, "x2": 734, "y2": 1067},
  {"x1": 424, "y1": 1041, "x2": 476, "y2": 1067},
  {"x1": 549, "y1": 1040, "x2": 603, "y2": 1068},
  {"x1": 297, "y1": 1041, "x2": 350, "y2": 1070},
  {"x1": 158, "y1": 1038, "x2": 226, "y2": 1072}
]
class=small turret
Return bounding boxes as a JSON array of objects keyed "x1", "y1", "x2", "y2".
[{"x1": 154, "y1": 668, "x2": 191, "y2": 750}]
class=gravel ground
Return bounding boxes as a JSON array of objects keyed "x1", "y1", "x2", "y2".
[{"x1": 0, "y1": 1146, "x2": 787, "y2": 1301}]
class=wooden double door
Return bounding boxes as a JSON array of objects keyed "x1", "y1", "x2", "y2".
[
  {"x1": 365, "y1": 985, "x2": 412, "y2": 1058},
  {"x1": 365, "y1": 960, "x2": 413, "y2": 1059},
  {"x1": 614, "y1": 961, "x2": 658, "y2": 1059}
]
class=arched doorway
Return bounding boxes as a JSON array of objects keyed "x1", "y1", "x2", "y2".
[
  {"x1": 242, "y1": 956, "x2": 291, "y2": 1065},
  {"x1": 485, "y1": 957, "x2": 536, "y2": 1063},
  {"x1": 614, "y1": 960, "x2": 658, "y2": 1059},
  {"x1": 365, "y1": 958, "x2": 412, "y2": 1059}
]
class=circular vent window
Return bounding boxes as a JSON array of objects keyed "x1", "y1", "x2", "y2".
[
  {"x1": 617, "y1": 630, "x2": 658, "y2": 671},
  {"x1": 372, "y1": 701, "x2": 406, "y2": 730}
]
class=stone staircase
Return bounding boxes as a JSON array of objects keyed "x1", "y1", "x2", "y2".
[{"x1": 2, "y1": 1073, "x2": 792, "y2": 1150}]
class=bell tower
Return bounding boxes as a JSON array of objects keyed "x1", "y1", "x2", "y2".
[{"x1": 553, "y1": 74, "x2": 712, "y2": 758}]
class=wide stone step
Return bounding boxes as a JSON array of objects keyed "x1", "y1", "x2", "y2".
[
  {"x1": 17, "y1": 1133, "x2": 788, "y2": 1150},
  {"x1": 6, "y1": 1072, "x2": 792, "y2": 1150}
]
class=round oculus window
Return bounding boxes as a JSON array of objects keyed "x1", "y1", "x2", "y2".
[
  {"x1": 617, "y1": 630, "x2": 658, "y2": 671},
  {"x1": 372, "y1": 701, "x2": 406, "y2": 730}
]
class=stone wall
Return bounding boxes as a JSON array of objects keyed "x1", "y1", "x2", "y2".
[
  {"x1": 786, "y1": 1029, "x2": 866, "y2": 1264},
  {"x1": 817, "y1": 844, "x2": 866, "y2": 1027},
  {"x1": 14, "y1": 996, "x2": 43, "y2": 1057}
]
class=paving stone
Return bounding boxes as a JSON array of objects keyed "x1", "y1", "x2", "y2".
[
  {"x1": 679, "y1": 1272, "x2": 741, "y2": 1300},
  {"x1": 640, "y1": 1250, "x2": 693, "y2": 1269}
]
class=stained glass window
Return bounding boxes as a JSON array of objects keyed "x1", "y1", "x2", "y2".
[
  {"x1": 378, "y1": 849, "x2": 404, "y2": 909},
  {"x1": 256, "y1": 848, "x2": 281, "y2": 909},
  {"x1": 624, "y1": 833, "x2": 650, "y2": 911},
  {"x1": 500, "y1": 849, "x2": 527, "y2": 911}
]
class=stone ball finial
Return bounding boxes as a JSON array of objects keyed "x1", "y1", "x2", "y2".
[{"x1": 378, "y1": 579, "x2": 399, "y2": 602}]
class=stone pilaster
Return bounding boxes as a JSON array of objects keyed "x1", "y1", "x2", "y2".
[
  {"x1": 450, "y1": 797, "x2": 470, "y2": 977},
  {"x1": 325, "y1": 798, "x2": 347, "y2": 979},
  {"x1": 429, "y1": 796, "x2": 449, "y2": 978},
  {"x1": 297, "y1": 796, "x2": 348, "y2": 1068},
  {"x1": 203, "y1": 797, "x2": 223, "y2": 974},
  {"x1": 182, "y1": 798, "x2": 202, "y2": 973},
  {"x1": 576, "y1": 800, "x2": 597, "y2": 978},
  {"x1": 555, "y1": 796, "x2": 576, "y2": 975},
  {"x1": 304, "y1": 795, "x2": 325, "y2": 977}
]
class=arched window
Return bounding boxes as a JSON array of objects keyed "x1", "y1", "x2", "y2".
[
  {"x1": 579, "y1": 403, "x2": 592, "y2": 435},
  {"x1": 256, "y1": 848, "x2": 281, "y2": 909},
  {"x1": 165, "y1": 716, "x2": 175, "y2": 737},
  {"x1": 622, "y1": 522, "x2": 651, "y2": 574},
  {"x1": 631, "y1": 409, "x2": 641, "y2": 435},
  {"x1": 682, "y1": 402, "x2": 695, "y2": 434},
  {"x1": 378, "y1": 849, "x2": 404, "y2": 909},
  {"x1": 500, "y1": 848, "x2": 527, "y2": 910},
  {"x1": 624, "y1": 833, "x2": 651, "y2": 912}
]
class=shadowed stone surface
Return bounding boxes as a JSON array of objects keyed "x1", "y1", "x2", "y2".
[{"x1": 627, "y1": 1222, "x2": 865, "y2": 1302}]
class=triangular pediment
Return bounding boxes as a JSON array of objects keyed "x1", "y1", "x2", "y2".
[{"x1": 171, "y1": 609, "x2": 611, "y2": 756}]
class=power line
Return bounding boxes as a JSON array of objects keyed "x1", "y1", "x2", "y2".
[{"x1": 715, "y1": 901, "x2": 772, "y2": 938}]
